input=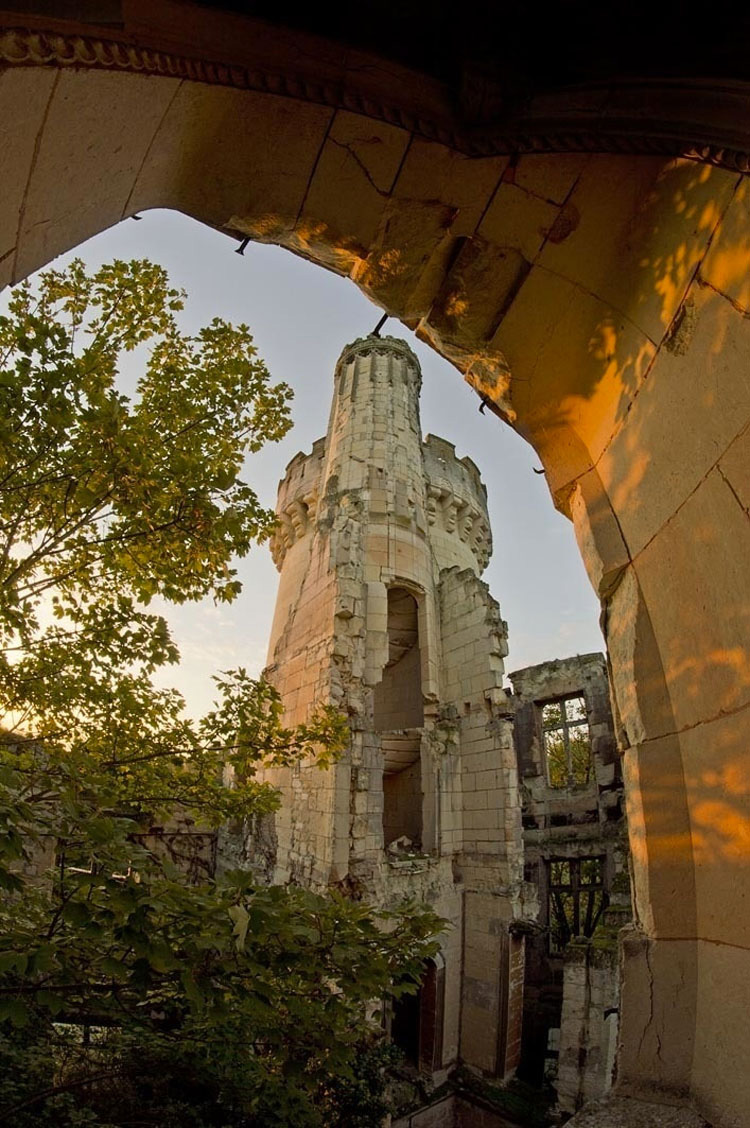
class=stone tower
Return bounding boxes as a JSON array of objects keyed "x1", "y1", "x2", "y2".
[{"x1": 263, "y1": 334, "x2": 528, "y2": 1079}]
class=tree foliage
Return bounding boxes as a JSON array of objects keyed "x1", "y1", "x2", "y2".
[{"x1": 0, "y1": 260, "x2": 441, "y2": 1126}]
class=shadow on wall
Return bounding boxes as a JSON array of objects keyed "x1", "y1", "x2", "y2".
[{"x1": 475, "y1": 157, "x2": 750, "y2": 945}]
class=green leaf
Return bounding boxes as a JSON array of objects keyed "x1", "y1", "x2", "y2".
[
  {"x1": 100, "y1": 956, "x2": 127, "y2": 980},
  {"x1": 228, "y1": 904, "x2": 250, "y2": 951},
  {"x1": 36, "y1": 989, "x2": 65, "y2": 1015},
  {"x1": 0, "y1": 998, "x2": 29, "y2": 1027},
  {"x1": 0, "y1": 951, "x2": 19, "y2": 973},
  {"x1": 62, "y1": 901, "x2": 91, "y2": 927}
]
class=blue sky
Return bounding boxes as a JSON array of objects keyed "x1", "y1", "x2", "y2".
[{"x1": 10, "y1": 209, "x2": 603, "y2": 715}]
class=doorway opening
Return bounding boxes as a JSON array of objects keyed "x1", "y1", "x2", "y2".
[{"x1": 391, "y1": 956, "x2": 445, "y2": 1073}]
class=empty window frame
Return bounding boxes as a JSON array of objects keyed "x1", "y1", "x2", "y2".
[
  {"x1": 373, "y1": 588, "x2": 423, "y2": 732},
  {"x1": 547, "y1": 857, "x2": 607, "y2": 953},
  {"x1": 540, "y1": 695, "x2": 592, "y2": 788},
  {"x1": 382, "y1": 734, "x2": 423, "y2": 849},
  {"x1": 544, "y1": 1026, "x2": 561, "y2": 1083}
]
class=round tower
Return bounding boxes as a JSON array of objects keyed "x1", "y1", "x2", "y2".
[
  {"x1": 260, "y1": 333, "x2": 524, "y2": 1083},
  {"x1": 320, "y1": 334, "x2": 430, "y2": 591}
]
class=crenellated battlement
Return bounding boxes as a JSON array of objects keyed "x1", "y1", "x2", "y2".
[
  {"x1": 269, "y1": 347, "x2": 494, "y2": 575},
  {"x1": 423, "y1": 434, "x2": 492, "y2": 573},
  {"x1": 270, "y1": 437, "x2": 326, "y2": 570},
  {"x1": 335, "y1": 333, "x2": 421, "y2": 382}
]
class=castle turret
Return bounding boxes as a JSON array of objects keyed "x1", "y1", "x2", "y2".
[{"x1": 261, "y1": 335, "x2": 526, "y2": 1081}]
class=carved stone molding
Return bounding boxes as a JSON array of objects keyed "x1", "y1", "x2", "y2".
[
  {"x1": 0, "y1": 26, "x2": 462, "y2": 149},
  {"x1": 425, "y1": 481, "x2": 492, "y2": 572},
  {"x1": 269, "y1": 493, "x2": 316, "y2": 570},
  {"x1": 335, "y1": 334, "x2": 421, "y2": 374},
  {"x1": 3, "y1": 25, "x2": 750, "y2": 172}
]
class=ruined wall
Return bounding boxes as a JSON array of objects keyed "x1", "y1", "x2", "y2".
[
  {"x1": 261, "y1": 338, "x2": 636, "y2": 1102},
  {"x1": 508, "y1": 654, "x2": 628, "y2": 1094},
  {"x1": 422, "y1": 436, "x2": 491, "y2": 575},
  {"x1": 436, "y1": 566, "x2": 525, "y2": 1076},
  {"x1": 261, "y1": 432, "x2": 344, "y2": 885},
  {"x1": 556, "y1": 904, "x2": 630, "y2": 1115},
  {"x1": 437, "y1": 568, "x2": 516, "y2": 866},
  {"x1": 511, "y1": 654, "x2": 619, "y2": 815}
]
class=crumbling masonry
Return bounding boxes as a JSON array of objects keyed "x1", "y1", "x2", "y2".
[{"x1": 261, "y1": 334, "x2": 626, "y2": 1097}]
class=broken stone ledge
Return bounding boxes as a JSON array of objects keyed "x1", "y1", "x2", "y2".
[{"x1": 564, "y1": 1096, "x2": 710, "y2": 1128}]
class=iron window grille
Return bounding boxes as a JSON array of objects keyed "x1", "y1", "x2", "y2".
[{"x1": 547, "y1": 856, "x2": 607, "y2": 952}]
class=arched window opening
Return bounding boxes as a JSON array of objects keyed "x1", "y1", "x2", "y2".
[
  {"x1": 375, "y1": 588, "x2": 425, "y2": 851},
  {"x1": 373, "y1": 588, "x2": 423, "y2": 731}
]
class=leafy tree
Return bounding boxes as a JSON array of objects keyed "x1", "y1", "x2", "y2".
[{"x1": 0, "y1": 260, "x2": 441, "y2": 1126}]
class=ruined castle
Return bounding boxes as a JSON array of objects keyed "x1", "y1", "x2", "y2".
[{"x1": 260, "y1": 333, "x2": 628, "y2": 1110}]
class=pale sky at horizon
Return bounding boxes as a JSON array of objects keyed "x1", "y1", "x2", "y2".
[{"x1": 8, "y1": 209, "x2": 604, "y2": 716}]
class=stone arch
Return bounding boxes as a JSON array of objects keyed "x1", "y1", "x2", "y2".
[{"x1": 1, "y1": 19, "x2": 750, "y2": 1126}]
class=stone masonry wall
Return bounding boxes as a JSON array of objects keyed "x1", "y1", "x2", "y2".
[
  {"x1": 508, "y1": 653, "x2": 628, "y2": 1100},
  {"x1": 436, "y1": 568, "x2": 525, "y2": 1077},
  {"x1": 556, "y1": 927, "x2": 622, "y2": 1114},
  {"x1": 261, "y1": 340, "x2": 632, "y2": 1104}
]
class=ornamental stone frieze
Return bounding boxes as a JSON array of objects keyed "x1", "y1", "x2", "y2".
[{"x1": 4, "y1": 23, "x2": 750, "y2": 173}]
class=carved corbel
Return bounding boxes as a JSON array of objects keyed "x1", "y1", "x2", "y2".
[
  {"x1": 303, "y1": 488, "x2": 318, "y2": 521},
  {"x1": 287, "y1": 499, "x2": 308, "y2": 539},
  {"x1": 458, "y1": 503, "x2": 478, "y2": 543},
  {"x1": 426, "y1": 485, "x2": 443, "y2": 525},
  {"x1": 278, "y1": 513, "x2": 294, "y2": 549},
  {"x1": 443, "y1": 492, "x2": 458, "y2": 533}
]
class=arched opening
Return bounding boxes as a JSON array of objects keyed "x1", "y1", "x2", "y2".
[
  {"x1": 374, "y1": 588, "x2": 425, "y2": 851},
  {"x1": 2, "y1": 30, "x2": 750, "y2": 1123},
  {"x1": 373, "y1": 588, "x2": 424, "y2": 732}
]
